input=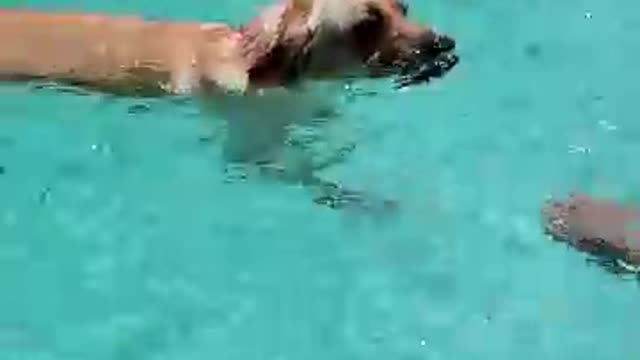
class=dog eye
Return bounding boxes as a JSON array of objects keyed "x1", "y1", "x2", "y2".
[{"x1": 395, "y1": 0, "x2": 409, "y2": 16}]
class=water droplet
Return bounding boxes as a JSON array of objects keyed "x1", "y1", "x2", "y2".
[
  {"x1": 598, "y1": 119, "x2": 617, "y2": 131},
  {"x1": 420, "y1": 339, "x2": 427, "y2": 346},
  {"x1": 90, "y1": 143, "x2": 113, "y2": 156},
  {"x1": 568, "y1": 145, "x2": 591, "y2": 154}
]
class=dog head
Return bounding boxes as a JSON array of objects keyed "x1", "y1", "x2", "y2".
[{"x1": 240, "y1": 0, "x2": 458, "y2": 89}]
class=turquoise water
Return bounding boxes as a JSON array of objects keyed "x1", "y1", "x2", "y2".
[{"x1": 2, "y1": 0, "x2": 640, "y2": 359}]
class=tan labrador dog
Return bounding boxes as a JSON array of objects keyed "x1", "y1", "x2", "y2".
[
  {"x1": 0, "y1": 0, "x2": 457, "y2": 94},
  {"x1": 0, "y1": 0, "x2": 458, "y2": 209}
]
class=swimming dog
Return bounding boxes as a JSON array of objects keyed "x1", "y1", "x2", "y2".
[
  {"x1": 0, "y1": 0, "x2": 457, "y2": 95},
  {"x1": 0, "y1": 0, "x2": 458, "y2": 209},
  {"x1": 542, "y1": 193, "x2": 640, "y2": 276}
]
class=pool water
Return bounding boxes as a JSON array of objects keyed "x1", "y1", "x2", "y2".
[{"x1": 2, "y1": 0, "x2": 640, "y2": 359}]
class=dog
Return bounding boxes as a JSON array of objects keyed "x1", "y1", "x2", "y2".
[
  {"x1": 541, "y1": 193, "x2": 640, "y2": 276},
  {"x1": 0, "y1": 0, "x2": 458, "y2": 210}
]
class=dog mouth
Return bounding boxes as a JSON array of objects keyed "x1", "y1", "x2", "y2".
[
  {"x1": 393, "y1": 50, "x2": 459, "y2": 89},
  {"x1": 367, "y1": 34, "x2": 459, "y2": 89}
]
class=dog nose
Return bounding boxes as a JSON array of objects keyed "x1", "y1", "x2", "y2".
[
  {"x1": 433, "y1": 34, "x2": 456, "y2": 52},
  {"x1": 418, "y1": 32, "x2": 456, "y2": 54}
]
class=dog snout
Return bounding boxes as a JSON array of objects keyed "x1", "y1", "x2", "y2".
[
  {"x1": 417, "y1": 31, "x2": 456, "y2": 55},
  {"x1": 433, "y1": 34, "x2": 456, "y2": 52},
  {"x1": 414, "y1": 30, "x2": 456, "y2": 56}
]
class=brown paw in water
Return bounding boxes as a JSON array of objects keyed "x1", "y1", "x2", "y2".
[{"x1": 541, "y1": 192, "x2": 640, "y2": 274}]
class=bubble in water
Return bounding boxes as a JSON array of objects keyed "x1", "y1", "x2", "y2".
[
  {"x1": 598, "y1": 119, "x2": 617, "y2": 131},
  {"x1": 568, "y1": 145, "x2": 591, "y2": 154},
  {"x1": 90, "y1": 143, "x2": 113, "y2": 156}
]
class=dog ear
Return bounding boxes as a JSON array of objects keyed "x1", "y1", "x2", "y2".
[
  {"x1": 239, "y1": 3, "x2": 289, "y2": 68},
  {"x1": 239, "y1": 0, "x2": 315, "y2": 83}
]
